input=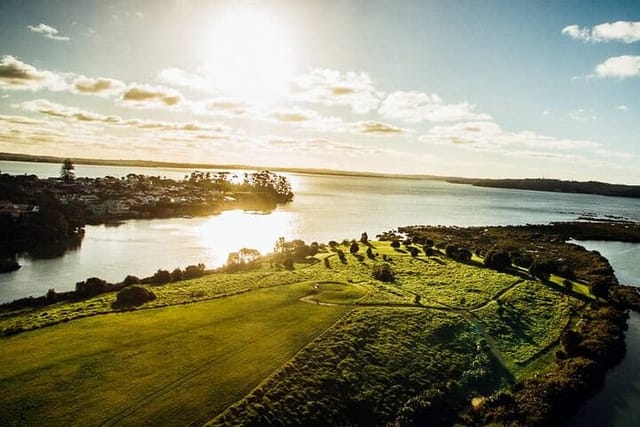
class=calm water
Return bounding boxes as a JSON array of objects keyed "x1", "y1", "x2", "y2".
[
  {"x1": 1, "y1": 160, "x2": 639, "y2": 302},
  {"x1": 568, "y1": 241, "x2": 640, "y2": 427},
  {"x1": 2, "y1": 160, "x2": 640, "y2": 424}
]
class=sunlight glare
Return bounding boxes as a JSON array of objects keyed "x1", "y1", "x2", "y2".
[
  {"x1": 203, "y1": 7, "x2": 294, "y2": 99},
  {"x1": 194, "y1": 209, "x2": 298, "y2": 265}
]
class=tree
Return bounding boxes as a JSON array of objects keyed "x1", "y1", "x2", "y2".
[
  {"x1": 60, "y1": 158, "x2": 75, "y2": 182},
  {"x1": 372, "y1": 263, "x2": 395, "y2": 282},
  {"x1": 350, "y1": 240, "x2": 359, "y2": 254},
  {"x1": 360, "y1": 232, "x2": 369, "y2": 244}
]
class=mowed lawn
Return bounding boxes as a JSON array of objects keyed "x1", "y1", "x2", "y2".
[{"x1": 0, "y1": 282, "x2": 349, "y2": 426}]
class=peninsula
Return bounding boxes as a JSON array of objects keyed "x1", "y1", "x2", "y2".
[
  {"x1": 0, "y1": 167, "x2": 293, "y2": 259},
  {"x1": 0, "y1": 223, "x2": 637, "y2": 426}
]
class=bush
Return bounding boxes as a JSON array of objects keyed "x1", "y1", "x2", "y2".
[
  {"x1": 324, "y1": 257, "x2": 331, "y2": 269},
  {"x1": 589, "y1": 279, "x2": 610, "y2": 299},
  {"x1": 151, "y1": 269, "x2": 171, "y2": 284},
  {"x1": 183, "y1": 263, "x2": 206, "y2": 279},
  {"x1": 372, "y1": 263, "x2": 395, "y2": 282},
  {"x1": 114, "y1": 285, "x2": 156, "y2": 307},
  {"x1": 391, "y1": 239, "x2": 401, "y2": 248},
  {"x1": 171, "y1": 268, "x2": 183, "y2": 282},
  {"x1": 350, "y1": 241, "x2": 359, "y2": 254},
  {"x1": 484, "y1": 251, "x2": 511, "y2": 271},
  {"x1": 75, "y1": 277, "x2": 110, "y2": 298},
  {"x1": 123, "y1": 275, "x2": 140, "y2": 286},
  {"x1": 283, "y1": 257, "x2": 294, "y2": 270}
]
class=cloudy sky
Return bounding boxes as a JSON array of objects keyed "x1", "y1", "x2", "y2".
[{"x1": 0, "y1": 0, "x2": 639, "y2": 183}]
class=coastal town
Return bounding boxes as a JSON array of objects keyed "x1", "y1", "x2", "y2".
[{"x1": 0, "y1": 161, "x2": 294, "y2": 263}]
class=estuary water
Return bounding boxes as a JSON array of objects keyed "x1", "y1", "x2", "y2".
[{"x1": 1, "y1": 160, "x2": 639, "y2": 303}]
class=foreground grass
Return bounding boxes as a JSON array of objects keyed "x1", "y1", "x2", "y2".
[
  {"x1": 0, "y1": 282, "x2": 348, "y2": 426},
  {"x1": 212, "y1": 308, "x2": 496, "y2": 426}
]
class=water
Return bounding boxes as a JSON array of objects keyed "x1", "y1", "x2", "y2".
[
  {"x1": 568, "y1": 241, "x2": 640, "y2": 427},
  {"x1": 1, "y1": 160, "x2": 639, "y2": 303}
]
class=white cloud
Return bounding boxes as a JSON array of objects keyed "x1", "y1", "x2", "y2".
[
  {"x1": 73, "y1": 76, "x2": 124, "y2": 96},
  {"x1": 192, "y1": 98, "x2": 252, "y2": 117},
  {"x1": 616, "y1": 105, "x2": 629, "y2": 112},
  {"x1": 420, "y1": 121, "x2": 599, "y2": 155},
  {"x1": 121, "y1": 84, "x2": 183, "y2": 107},
  {"x1": 27, "y1": 23, "x2": 70, "y2": 41},
  {"x1": 0, "y1": 55, "x2": 65, "y2": 90},
  {"x1": 562, "y1": 21, "x2": 640, "y2": 43},
  {"x1": 353, "y1": 120, "x2": 406, "y2": 135},
  {"x1": 289, "y1": 68, "x2": 383, "y2": 114},
  {"x1": 594, "y1": 56, "x2": 640, "y2": 78},
  {"x1": 264, "y1": 107, "x2": 320, "y2": 123},
  {"x1": 379, "y1": 91, "x2": 492, "y2": 123},
  {"x1": 15, "y1": 99, "x2": 232, "y2": 136},
  {"x1": 568, "y1": 108, "x2": 597, "y2": 122},
  {"x1": 157, "y1": 67, "x2": 214, "y2": 93}
]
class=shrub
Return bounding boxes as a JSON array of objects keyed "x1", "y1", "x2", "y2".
[
  {"x1": 171, "y1": 268, "x2": 183, "y2": 282},
  {"x1": 283, "y1": 257, "x2": 294, "y2": 270},
  {"x1": 366, "y1": 247, "x2": 376, "y2": 260},
  {"x1": 350, "y1": 241, "x2": 359, "y2": 254},
  {"x1": 123, "y1": 275, "x2": 140, "y2": 286},
  {"x1": 372, "y1": 263, "x2": 395, "y2": 282},
  {"x1": 151, "y1": 269, "x2": 171, "y2": 284},
  {"x1": 75, "y1": 277, "x2": 109, "y2": 298},
  {"x1": 484, "y1": 251, "x2": 511, "y2": 271},
  {"x1": 114, "y1": 285, "x2": 156, "y2": 307},
  {"x1": 589, "y1": 279, "x2": 609, "y2": 299},
  {"x1": 183, "y1": 263, "x2": 206, "y2": 279},
  {"x1": 391, "y1": 239, "x2": 401, "y2": 248}
]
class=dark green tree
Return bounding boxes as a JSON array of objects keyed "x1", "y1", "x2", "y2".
[{"x1": 60, "y1": 158, "x2": 75, "y2": 182}]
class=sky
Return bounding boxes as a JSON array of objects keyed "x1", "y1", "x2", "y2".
[{"x1": 0, "y1": 0, "x2": 639, "y2": 183}]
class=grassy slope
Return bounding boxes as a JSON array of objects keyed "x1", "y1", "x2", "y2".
[{"x1": 0, "y1": 283, "x2": 349, "y2": 426}]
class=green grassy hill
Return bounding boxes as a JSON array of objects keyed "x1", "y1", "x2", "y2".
[{"x1": 0, "y1": 240, "x2": 611, "y2": 426}]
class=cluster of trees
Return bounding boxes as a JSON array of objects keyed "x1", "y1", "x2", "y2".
[{"x1": 184, "y1": 170, "x2": 294, "y2": 203}]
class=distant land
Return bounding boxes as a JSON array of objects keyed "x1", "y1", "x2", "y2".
[
  {"x1": 447, "y1": 177, "x2": 640, "y2": 199},
  {"x1": 2, "y1": 152, "x2": 640, "y2": 199}
]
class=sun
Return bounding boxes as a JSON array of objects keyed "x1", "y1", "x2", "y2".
[{"x1": 203, "y1": 7, "x2": 294, "y2": 99}]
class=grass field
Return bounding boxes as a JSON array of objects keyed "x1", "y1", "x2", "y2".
[
  {"x1": 0, "y1": 240, "x2": 596, "y2": 425},
  {"x1": 0, "y1": 282, "x2": 348, "y2": 426}
]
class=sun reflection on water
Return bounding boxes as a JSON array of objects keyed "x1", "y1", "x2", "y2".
[{"x1": 193, "y1": 209, "x2": 299, "y2": 265}]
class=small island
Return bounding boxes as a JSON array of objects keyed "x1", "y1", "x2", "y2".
[{"x1": 0, "y1": 222, "x2": 637, "y2": 426}]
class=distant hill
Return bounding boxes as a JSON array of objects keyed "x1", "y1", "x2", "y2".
[{"x1": 447, "y1": 178, "x2": 640, "y2": 199}]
